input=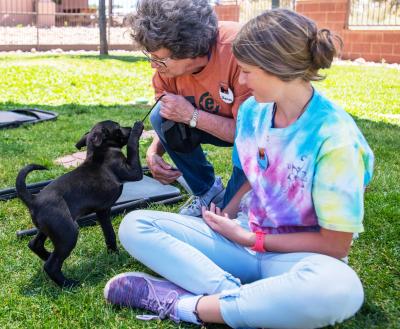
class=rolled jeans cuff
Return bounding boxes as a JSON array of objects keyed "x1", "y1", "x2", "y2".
[{"x1": 219, "y1": 288, "x2": 252, "y2": 329}]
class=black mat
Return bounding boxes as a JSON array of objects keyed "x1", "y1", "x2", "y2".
[
  {"x1": 0, "y1": 108, "x2": 58, "y2": 129},
  {"x1": 0, "y1": 175, "x2": 182, "y2": 237}
]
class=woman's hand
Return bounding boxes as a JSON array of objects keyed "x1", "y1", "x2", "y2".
[{"x1": 202, "y1": 203, "x2": 254, "y2": 246}]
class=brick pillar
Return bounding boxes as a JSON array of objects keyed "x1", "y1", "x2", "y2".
[
  {"x1": 214, "y1": 4, "x2": 240, "y2": 22},
  {"x1": 37, "y1": 0, "x2": 56, "y2": 28},
  {"x1": 296, "y1": 0, "x2": 400, "y2": 63},
  {"x1": 296, "y1": 0, "x2": 351, "y2": 59},
  {"x1": 296, "y1": 0, "x2": 348, "y2": 35}
]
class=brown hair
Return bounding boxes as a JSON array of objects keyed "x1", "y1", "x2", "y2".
[{"x1": 232, "y1": 9, "x2": 342, "y2": 81}]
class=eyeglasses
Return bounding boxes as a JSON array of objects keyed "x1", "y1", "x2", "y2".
[{"x1": 142, "y1": 50, "x2": 171, "y2": 68}]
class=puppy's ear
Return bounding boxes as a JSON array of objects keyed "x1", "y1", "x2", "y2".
[
  {"x1": 75, "y1": 132, "x2": 89, "y2": 149},
  {"x1": 89, "y1": 131, "x2": 103, "y2": 148}
]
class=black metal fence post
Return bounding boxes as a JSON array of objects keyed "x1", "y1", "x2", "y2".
[
  {"x1": 36, "y1": 0, "x2": 39, "y2": 50},
  {"x1": 108, "y1": 0, "x2": 112, "y2": 45}
]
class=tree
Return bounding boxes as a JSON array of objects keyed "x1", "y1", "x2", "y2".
[
  {"x1": 271, "y1": 0, "x2": 280, "y2": 8},
  {"x1": 99, "y1": 0, "x2": 108, "y2": 55}
]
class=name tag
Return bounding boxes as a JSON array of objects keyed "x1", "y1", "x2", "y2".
[
  {"x1": 257, "y1": 147, "x2": 268, "y2": 169},
  {"x1": 219, "y1": 86, "x2": 234, "y2": 104}
]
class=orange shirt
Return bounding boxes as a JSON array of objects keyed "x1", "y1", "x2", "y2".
[{"x1": 152, "y1": 21, "x2": 251, "y2": 120}]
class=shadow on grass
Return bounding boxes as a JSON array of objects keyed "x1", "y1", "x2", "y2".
[
  {"x1": 352, "y1": 116, "x2": 399, "y2": 194},
  {"x1": 0, "y1": 102, "x2": 152, "y2": 117},
  {"x1": 2, "y1": 106, "x2": 399, "y2": 328},
  {"x1": 0, "y1": 102, "x2": 154, "y2": 140},
  {"x1": 20, "y1": 246, "x2": 138, "y2": 296},
  {"x1": 0, "y1": 102, "x2": 155, "y2": 189},
  {"x1": 1, "y1": 103, "x2": 397, "y2": 161},
  {"x1": 0, "y1": 53, "x2": 148, "y2": 64},
  {"x1": 74, "y1": 54, "x2": 148, "y2": 64},
  {"x1": 355, "y1": 301, "x2": 391, "y2": 326}
]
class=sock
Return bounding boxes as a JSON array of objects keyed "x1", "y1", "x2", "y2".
[{"x1": 176, "y1": 295, "x2": 202, "y2": 324}]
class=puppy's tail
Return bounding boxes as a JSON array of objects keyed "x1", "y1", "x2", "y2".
[{"x1": 16, "y1": 164, "x2": 47, "y2": 207}]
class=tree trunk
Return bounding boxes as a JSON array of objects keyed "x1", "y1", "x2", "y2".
[
  {"x1": 99, "y1": 0, "x2": 108, "y2": 55},
  {"x1": 271, "y1": 0, "x2": 280, "y2": 9}
]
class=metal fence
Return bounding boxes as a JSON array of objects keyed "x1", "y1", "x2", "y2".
[
  {"x1": 0, "y1": 0, "x2": 296, "y2": 51},
  {"x1": 236, "y1": 0, "x2": 295, "y2": 22},
  {"x1": 348, "y1": 0, "x2": 400, "y2": 26},
  {"x1": 0, "y1": 0, "x2": 134, "y2": 51},
  {"x1": 2, "y1": 0, "x2": 399, "y2": 51}
]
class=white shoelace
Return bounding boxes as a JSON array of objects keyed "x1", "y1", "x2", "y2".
[
  {"x1": 181, "y1": 195, "x2": 204, "y2": 210},
  {"x1": 136, "y1": 277, "x2": 179, "y2": 322}
]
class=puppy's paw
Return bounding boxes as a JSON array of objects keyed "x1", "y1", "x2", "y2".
[
  {"x1": 62, "y1": 278, "x2": 80, "y2": 289},
  {"x1": 107, "y1": 246, "x2": 119, "y2": 254},
  {"x1": 131, "y1": 121, "x2": 144, "y2": 136}
]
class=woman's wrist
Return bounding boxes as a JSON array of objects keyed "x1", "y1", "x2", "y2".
[{"x1": 243, "y1": 231, "x2": 256, "y2": 247}]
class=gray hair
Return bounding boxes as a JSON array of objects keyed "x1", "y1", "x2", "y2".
[
  {"x1": 233, "y1": 9, "x2": 342, "y2": 81},
  {"x1": 128, "y1": 0, "x2": 218, "y2": 59}
]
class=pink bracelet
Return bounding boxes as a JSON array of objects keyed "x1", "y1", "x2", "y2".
[{"x1": 251, "y1": 231, "x2": 266, "y2": 252}]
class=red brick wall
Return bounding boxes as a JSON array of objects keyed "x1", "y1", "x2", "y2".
[
  {"x1": 296, "y1": 0, "x2": 400, "y2": 63},
  {"x1": 214, "y1": 5, "x2": 240, "y2": 22}
]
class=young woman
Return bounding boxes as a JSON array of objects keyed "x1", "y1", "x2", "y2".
[{"x1": 104, "y1": 9, "x2": 374, "y2": 329}]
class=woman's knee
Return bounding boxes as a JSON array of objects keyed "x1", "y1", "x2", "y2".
[
  {"x1": 149, "y1": 103, "x2": 162, "y2": 133},
  {"x1": 302, "y1": 257, "x2": 364, "y2": 326},
  {"x1": 118, "y1": 210, "x2": 155, "y2": 250},
  {"x1": 324, "y1": 265, "x2": 364, "y2": 322}
]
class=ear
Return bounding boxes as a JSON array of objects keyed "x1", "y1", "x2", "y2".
[
  {"x1": 89, "y1": 131, "x2": 103, "y2": 148},
  {"x1": 75, "y1": 132, "x2": 88, "y2": 149}
]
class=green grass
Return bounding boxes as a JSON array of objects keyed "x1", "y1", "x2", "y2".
[{"x1": 0, "y1": 53, "x2": 399, "y2": 329}]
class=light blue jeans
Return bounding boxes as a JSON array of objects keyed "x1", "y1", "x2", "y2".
[{"x1": 119, "y1": 210, "x2": 364, "y2": 329}]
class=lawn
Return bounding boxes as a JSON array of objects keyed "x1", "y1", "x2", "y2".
[{"x1": 0, "y1": 53, "x2": 399, "y2": 329}]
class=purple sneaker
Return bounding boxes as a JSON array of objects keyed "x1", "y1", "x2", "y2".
[{"x1": 104, "y1": 272, "x2": 190, "y2": 322}]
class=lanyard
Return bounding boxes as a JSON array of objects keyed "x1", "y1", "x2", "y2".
[{"x1": 140, "y1": 94, "x2": 166, "y2": 122}]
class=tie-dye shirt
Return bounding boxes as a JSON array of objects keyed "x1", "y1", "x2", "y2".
[{"x1": 233, "y1": 89, "x2": 374, "y2": 235}]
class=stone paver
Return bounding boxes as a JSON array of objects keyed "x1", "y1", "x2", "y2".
[{"x1": 55, "y1": 129, "x2": 156, "y2": 168}]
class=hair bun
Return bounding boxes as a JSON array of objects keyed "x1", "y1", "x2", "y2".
[{"x1": 310, "y1": 29, "x2": 340, "y2": 70}]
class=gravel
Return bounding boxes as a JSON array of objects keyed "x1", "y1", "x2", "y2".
[{"x1": 0, "y1": 26, "x2": 133, "y2": 45}]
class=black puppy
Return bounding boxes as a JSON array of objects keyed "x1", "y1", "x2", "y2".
[{"x1": 16, "y1": 120, "x2": 144, "y2": 288}]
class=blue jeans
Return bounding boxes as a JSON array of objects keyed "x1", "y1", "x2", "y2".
[
  {"x1": 119, "y1": 210, "x2": 364, "y2": 329},
  {"x1": 150, "y1": 104, "x2": 246, "y2": 206}
]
